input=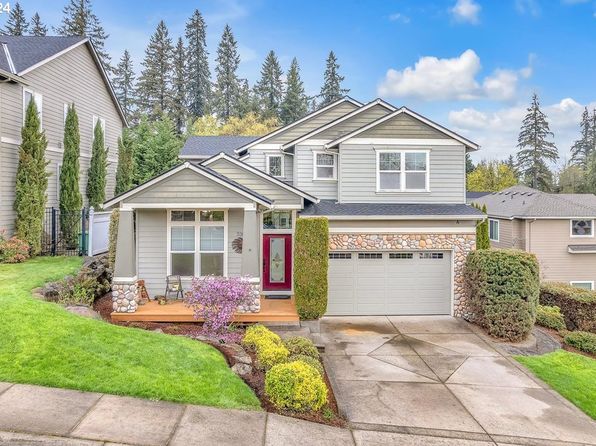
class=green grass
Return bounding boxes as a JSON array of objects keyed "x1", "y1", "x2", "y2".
[
  {"x1": 515, "y1": 350, "x2": 596, "y2": 419},
  {"x1": 0, "y1": 257, "x2": 260, "y2": 409}
]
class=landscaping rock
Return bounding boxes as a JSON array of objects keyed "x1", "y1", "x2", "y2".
[
  {"x1": 64, "y1": 305, "x2": 102, "y2": 320},
  {"x1": 232, "y1": 363, "x2": 253, "y2": 377}
]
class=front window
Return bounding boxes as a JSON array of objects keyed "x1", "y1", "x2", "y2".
[
  {"x1": 570, "y1": 281, "x2": 594, "y2": 291},
  {"x1": 377, "y1": 150, "x2": 428, "y2": 191},
  {"x1": 267, "y1": 155, "x2": 283, "y2": 177},
  {"x1": 571, "y1": 220, "x2": 593, "y2": 237},
  {"x1": 379, "y1": 152, "x2": 401, "y2": 190},
  {"x1": 489, "y1": 219, "x2": 500, "y2": 242},
  {"x1": 263, "y1": 211, "x2": 292, "y2": 229},
  {"x1": 170, "y1": 211, "x2": 196, "y2": 277},
  {"x1": 199, "y1": 226, "x2": 224, "y2": 276},
  {"x1": 313, "y1": 152, "x2": 336, "y2": 180}
]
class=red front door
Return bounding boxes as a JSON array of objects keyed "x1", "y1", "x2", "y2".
[{"x1": 263, "y1": 234, "x2": 292, "y2": 291}]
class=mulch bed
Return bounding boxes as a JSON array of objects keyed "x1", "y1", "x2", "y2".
[{"x1": 537, "y1": 326, "x2": 595, "y2": 360}]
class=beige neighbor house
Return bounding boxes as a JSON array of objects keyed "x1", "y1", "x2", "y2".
[
  {"x1": 470, "y1": 185, "x2": 596, "y2": 290},
  {"x1": 106, "y1": 97, "x2": 483, "y2": 319},
  {"x1": 0, "y1": 36, "x2": 127, "y2": 234}
]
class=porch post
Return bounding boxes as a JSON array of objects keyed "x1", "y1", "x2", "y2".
[
  {"x1": 112, "y1": 208, "x2": 139, "y2": 313},
  {"x1": 240, "y1": 208, "x2": 261, "y2": 313}
]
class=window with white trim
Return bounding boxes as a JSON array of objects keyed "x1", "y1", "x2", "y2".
[
  {"x1": 313, "y1": 152, "x2": 336, "y2": 180},
  {"x1": 489, "y1": 219, "x2": 500, "y2": 242},
  {"x1": 170, "y1": 211, "x2": 196, "y2": 277},
  {"x1": 23, "y1": 88, "x2": 43, "y2": 127},
  {"x1": 570, "y1": 281, "x2": 594, "y2": 291},
  {"x1": 570, "y1": 220, "x2": 593, "y2": 237},
  {"x1": 376, "y1": 150, "x2": 428, "y2": 192},
  {"x1": 266, "y1": 154, "x2": 283, "y2": 177}
]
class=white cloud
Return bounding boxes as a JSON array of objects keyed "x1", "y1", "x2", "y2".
[
  {"x1": 388, "y1": 13, "x2": 411, "y2": 23},
  {"x1": 450, "y1": 0, "x2": 481, "y2": 24},
  {"x1": 378, "y1": 50, "x2": 532, "y2": 101},
  {"x1": 515, "y1": 0, "x2": 541, "y2": 16}
]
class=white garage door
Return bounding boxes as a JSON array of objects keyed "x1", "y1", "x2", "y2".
[{"x1": 327, "y1": 251, "x2": 452, "y2": 315}]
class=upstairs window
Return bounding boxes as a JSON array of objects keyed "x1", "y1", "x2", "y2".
[
  {"x1": 313, "y1": 152, "x2": 336, "y2": 180},
  {"x1": 266, "y1": 154, "x2": 283, "y2": 177},
  {"x1": 376, "y1": 150, "x2": 429, "y2": 192},
  {"x1": 571, "y1": 220, "x2": 593, "y2": 237},
  {"x1": 23, "y1": 88, "x2": 43, "y2": 127}
]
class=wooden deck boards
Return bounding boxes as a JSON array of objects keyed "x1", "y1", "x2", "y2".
[{"x1": 111, "y1": 297, "x2": 300, "y2": 324}]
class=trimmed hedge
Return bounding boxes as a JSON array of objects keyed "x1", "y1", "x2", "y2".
[
  {"x1": 563, "y1": 331, "x2": 596, "y2": 354},
  {"x1": 536, "y1": 305, "x2": 566, "y2": 331},
  {"x1": 107, "y1": 209, "x2": 119, "y2": 270},
  {"x1": 288, "y1": 354, "x2": 324, "y2": 376},
  {"x1": 283, "y1": 336, "x2": 319, "y2": 359},
  {"x1": 294, "y1": 217, "x2": 329, "y2": 320},
  {"x1": 265, "y1": 361, "x2": 327, "y2": 411},
  {"x1": 464, "y1": 249, "x2": 539, "y2": 341},
  {"x1": 540, "y1": 282, "x2": 595, "y2": 333},
  {"x1": 242, "y1": 324, "x2": 288, "y2": 370}
]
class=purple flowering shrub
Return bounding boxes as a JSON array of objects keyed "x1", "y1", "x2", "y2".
[{"x1": 185, "y1": 276, "x2": 253, "y2": 339}]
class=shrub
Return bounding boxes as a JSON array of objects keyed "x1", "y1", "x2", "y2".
[
  {"x1": 284, "y1": 336, "x2": 319, "y2": 359},
  {"x1": 294, "y1": 217, "x2": 329, "y2": 319},
  {"x1": 256, "y1": 339, "x2": 289, "y2": 370},
  {"x1": 536, "y1": 304, "x2": 566, "y2": 331},
  {"x1": 540, "y1": 282, "x2": 595, "y2": 333},
  {"x1": 288, "y1": 354, "x2": 324, "y2": 376},
  {"x1": 242, "y1": 324, "x2": 282, "y2": 350},
  {"x1": 464, "y1": 249, "x2": 539, "y2": 341},
  {"x1": 563, "y1": 331, "x2": 596, "y2": 354},
  {"x1": 265, "y1": 361, "x2": 327, "y2": 411},
  {"x1": 0, "y1": 231, "x2": 30, "y2": 263},
  {"x1": 107, "y1": 209, "x2": 119, "y2": 270}
]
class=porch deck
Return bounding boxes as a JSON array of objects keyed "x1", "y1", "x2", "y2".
[{"x1": 111, "y1": 297, "x2": 300, "y2": 324}]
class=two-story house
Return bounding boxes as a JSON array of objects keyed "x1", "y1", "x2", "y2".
[
  {"x1": 106, "y1": 97, "x2": 483, "y2": 317},
  {"x1": 471, "y1": 185, "x2": 596, "y2": 290},
  {"x1": 0, "y1": 36, "x2": 127, "y2": 234}
]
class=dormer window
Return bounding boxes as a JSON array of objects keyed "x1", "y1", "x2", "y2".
[
  {"x1": 313, "y1": 151, "x2": 336, "y2": 180},
  {"x1": 266, "y1": 154, "x2": 283, "y2": 177},
  {"x1": 376, "y1": 150, "x2": 429, "y2": 192}
]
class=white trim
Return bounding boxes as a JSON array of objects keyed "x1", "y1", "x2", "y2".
[
  {"x1": 281, "y1": 99, "x2": 396, "y2": 150},
  {"x1": 271, "y1": 204, "x2": 302, "y2": 210},
  {"x1": 342, "y1": 138, "x2": 465, "y2": 146},
  {"x1": 234, "y1": 97, "x2": 363, "y2": 154},
  {"x1": 325, "y1": 107, "x2": 479, "y2": 150},
  {"x1": 489, "y1": 219, "x2": 500, "y2": 242},
  {"x1": 329, "y1": 227, "x2": 476, "y2": 234},
  {"x1": 201, "y1": 153, "x2": 319, "y2": 203},
  {"x1": 569, "y1": 281, "x2": 594, "y2": 291},
  {"x1": 375, "y1": 149, "x2": 430, "y2": 193},
  {"x1": 121, "y1": 202, "x2": 257, "y2": 211},
  {"x1": 2, "y1": 43, "x2": 16, "y2": 73},
  {"x1": 265, "y1": 153, "x2": 284, "y2": 178},
  {"x1": 113, "y1": 276, "x2": 138, "y2": 283},
  {"x1": 570, "y1": 219, "x2": 594, "y2": 238},
  {"x1": 22, "y1": 88, "x2": 43, "y2": 128},
  {"x1": 568, "y1": 246, "x2": 596, "y2": 254},
  {"x1": 301, "y1": 214, "x2": 483, "y2": 221},
  {"x1": 312, "y1": 150, "x2": 337, "y2": 181}
]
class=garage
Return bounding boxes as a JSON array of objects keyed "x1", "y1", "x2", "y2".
[{"x1": 327, "y1": 250, "x2": 452, "y2": 315}]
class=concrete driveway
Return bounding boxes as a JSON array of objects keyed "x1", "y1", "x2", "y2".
[{"x1": 316, "y1": 316, "x2": 596, "y2": 445}]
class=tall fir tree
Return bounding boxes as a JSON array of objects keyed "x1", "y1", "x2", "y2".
[
  {"x1": 86, "y1": 120, "x2": 108, "y2": 210},
  {"x1": 319, "y1": 51, "x2": 349, "y2": 107},
  {"x1": 4, "y1": 2, "x2": 29, "y2": 35},
  {"x1": 255, "y1": 50, "x2": 284, "y2": 120},
  {"x1": 570, "y1": 107, "x2": 593, "y2": 169},
  {"x1": 516, "y1": 93, "x2": 559, "y2": 191},
  {"x1": 30, "y1": 12, "x2": 47, "y2": 36},
  {"x1": 131, "y1": 116, "x2": 153, "y2": 186},
  {"x1": 236, "y1": 79, "x2": 258, "y2": 117},
  {"x1": 171, "y1": 38, "x2": 187, "y2": 134},
  {"x1": 60, "y1": 104, "x2": 83, "y2": 247},
  {"x1": 114, "y1": 129, "x2": 134, "y2": 195},
  {"x1": 112, "y1": 50, "x2": 136, "y2": 123},
  {"x1": 147, "y1": 115, "x2": 182, "y2": 177},
  {"x1": 55, "y1": 0, "x2": 111, "y2": 72},
  {"x1": 185, "y1": 9, "x2": 211, "y2": 118},
  {"x1": 475, "y1": 205, "x2": 490, "y2": 250},
  {"x1": 13, "y1": 99, "x2": 49, "y2": 255},
  {"x1": 214, "y1": 24, "x2": 241, "y2": 120},
  {"x1": 465, "y1": 153, "x2": 475, "y2": 174},
  {"x1": 280, "y1": 58, "x2": 308, "y2": 125},
  {"x1": 137, "y1": 20, "x2": 173, "y2": 120}
]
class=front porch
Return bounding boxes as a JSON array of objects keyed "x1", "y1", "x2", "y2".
[{"x1": 111, "y1": 296, "x2": 300, "y2": 324}]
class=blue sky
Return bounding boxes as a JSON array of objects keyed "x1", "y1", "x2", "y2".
[{"x1": 3, "y1": 0, "x2": 596, "y2": 163}]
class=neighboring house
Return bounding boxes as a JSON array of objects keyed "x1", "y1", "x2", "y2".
[
  {"x1": 471, "y1": 185, "x2": 596, "y2": 290},
  {"x1": 0, "y1": 36, "x2": 127, "y2": 234},
  {"x1": 466, "y1": 191, "x2": 490, "y2": 201},
  {"x1": 179, "y1": 135, "x2": 259, "y2": 162},
  {"x1": 106, "y1": 97, "x2": 483, "y2": 317}
]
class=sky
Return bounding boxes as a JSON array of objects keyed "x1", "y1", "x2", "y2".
[{"x1": 2, "y1": 0, "x2": 595, "y2": 164}]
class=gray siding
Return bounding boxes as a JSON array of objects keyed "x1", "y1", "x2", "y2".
[
  {"x1": 339, "y1": 144, "x2": 466, "y2": 203},
  {"x1": 208, "y1": 158, "x2": 301, "y2": 206},
  {"x1": 243, "y1": 149, "x2": 293, "y2": 183},
  {"x1": 316, "y1": 104, "x2": 392, "y2": 140},
  {"x1": 293, "y1": 144, "x2": 338, "y2": 200},
  {"x1": 489, "y1": 218, "x2": 525, "y2": 249},
  {"x1": 359, "y1": 113, "x2": 449, "y2": 139},
  {"x1": 227, "y1": 208, "x2": 243, "y2": 278}
]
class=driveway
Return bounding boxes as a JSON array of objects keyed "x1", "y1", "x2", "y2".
[{"x1": 316, "y1": 316, "x2": 596, "y2": 445}]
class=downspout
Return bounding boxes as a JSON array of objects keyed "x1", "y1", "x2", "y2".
[{"x1": 526, "y1": 218, "x2": 536, "y2": 252}]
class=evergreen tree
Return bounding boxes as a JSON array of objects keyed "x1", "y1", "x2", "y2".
[
  {"x1": 319, "y1": 51, "x2": 349, "y2": 107},
  {"x1": 467, "y1": 160, "x2": 518, "y2": 192},
  {"x1": 185, "y1": 9, "x2": 210, "y2": 118},
  {"x1": 147, "y1": 115, "x2": 181, "y2": 177},
  {"x1": 114, "y1": 129, "x2": 134, "y2": 195},
  {"x1": 465, "y1": 153, "x2": 475, "y2": 175},
  {"x1": 255, "y1": 50, "x2": 284, "y2": 119},
  {"x1": 13, "y1": 99, "x2": 49, "y2": 255},
  {"x1": 280, "y1": 58, "x2": 308, "y2": 125},
  {"x1": 505, "y1": 154, "x2": 518, "y2": 177},
  {"x1": 112, "y1": 50, "x2": 136, "y2": 123},
  {"x1": 557, "y1": 164, "x2": 586, "y2": 193},
  {"x1": 585, "y1": 151, "x2": 596, "y2": 194},
  {"x1": 516, "y1": 93, "x2": 559, "y2": 191},
  {"x1": 86, "y1": 120, "x2": 108, "y2": 210},
  {"x1": 131, "y1": 116, "x2": 153, "y2": 186},
  {"x1": 137, "y1": 21, "x2": 173, "y2": 120},
  {"x1": 570, "y1": 107, "x2": 593, "y2": 169},
  {"x1": 214, "y1": 24, "x2": 241, "y2": 120},
  {"x1": 475, "y1": 205, "x2": 490, "y2": 250},
  {"x1": 55, "y1": 0, "x2": 111, "y2": 72},
  {"x1": 4, "y1": 2, "x2": 29, "y2": 35},
  {"x1": 236, "y1": 79, "x2": 259, "y2": 117},
  {"x1": 171, "y1": 38, "x2": 187, "y2": 134},
  {"x1": 30, "y1": 12, "x2": 47, "y2": 36},
  {"x1": 60, "y1": 104, "x2": 83, "y2": 247}
]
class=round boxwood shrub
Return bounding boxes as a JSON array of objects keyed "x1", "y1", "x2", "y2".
[
  {"x1": 256, "y1": 339, "x2": 289, "y2": 370},
  {"x1": 536, "y1": 304, "x2": 566, "y2": 331},
  {"x1": 288, "y1": 354, "x2": 324, "y2": 376},
  {"x1": 265, "y1": 361, "x2": 327, "y2": 411},
  {"x1": 563, "y1": 331, "x2": 596, "y2": 354},
  {"x1": 242, "y1": 324, "x2": 282, "y2": 351},
  {"x1": 284, "y1": 336, "x2": 319, "y2": 359},
  {"x1": 464, "y1": 249, "x2": 539, "y2": 341}
]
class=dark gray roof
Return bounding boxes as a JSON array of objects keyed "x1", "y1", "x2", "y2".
[
  {"x1": 301, "y1": 200, "x2": 484, "y2": 217},
  {"x1": 568, "y1": 244, "x2": 596, "y2": 253},
  {"x1": 181, "y1": 136, "x2": 259, "y2": 158},
  {"x1": 0, "y1": 36, "x2": 85, "y2": 73},
  {"x1": 466, "y1": 191, "x2": 491, "y2": 201},
  {"x1": 470, "y1": 185, "x2": 596, "y2": 218}
]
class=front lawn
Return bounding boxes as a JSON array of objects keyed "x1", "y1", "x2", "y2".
[
  {"x1": 515, "y1": 350, "x2": 596, "y2": 419},
  {"x1": 0, "y1": 257, "x2": 260, "y2": 409}
]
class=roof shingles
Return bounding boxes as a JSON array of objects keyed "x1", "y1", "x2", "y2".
[
  {"x1": 181, "y1": 136, "x2": 259, "y2": 158},
  {"x1": 301, "y1": 200, "x2": 483, "y2": 217},
  {"x1": 0, "y1": 35, "x2": 85, "y2": 73}
]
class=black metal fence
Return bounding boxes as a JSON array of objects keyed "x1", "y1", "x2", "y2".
[{"x1": 42, "y1": 208, "x2": 89, "y2": 256}]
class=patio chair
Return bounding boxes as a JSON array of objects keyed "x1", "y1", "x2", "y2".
[{"x1": 164, "y1": 275, "x2": 184, "y2": 300}]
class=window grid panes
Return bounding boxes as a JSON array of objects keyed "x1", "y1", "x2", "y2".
[
  {"x1": 419, "y1": 252, "x2": 444, "y2": 259},
  {"x1": 263, "y1": 211, "x2": 292, "y2": 229},
  {"x1": 378, "y1": 151, "x2": 428, "y2": 191},
  {"x1": 389, "y1": 253, "x2": 414, "y2": 259},
  {"x1": 571, "y1": 220, "x2": 592, "y2": 237},
  {"x1": 200, "y1": 211, "x2": 224, "y2": 222},
  {"x1": 315, "y1": 153, "x2": 335, "y2": 179},
  {"x1": 358, "y1": 253, "x2": 383, "y2": 259},
  {"x1": 329, "y1": 252, "x2": 352, "y2": 259},
  {"x1": 171, "y1": 210, "x2": 195, "y2": 222},
  {"x1": 200, "y1": 226, "x2": 225, "y2": 251},
  {"x1": 489, "y1": 219, "x2": 499, "y2": 241},
  {"x1": 268, "y1": 155, "x2": 283, "y2": 177}
]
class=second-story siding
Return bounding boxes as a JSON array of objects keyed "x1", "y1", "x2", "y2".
[
  {"x1": 294, "y1": 144, "x2": 338, "y2": 200},
  {"x1": 243, "y1": 147, "x2": 293, "y2": 183}
]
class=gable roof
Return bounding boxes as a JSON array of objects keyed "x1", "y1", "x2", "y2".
[
  {"x1": 234, "y1": 96, "x2": 363, "y2": 155},
  {"x1": 180, "y1": 136, "x2": 259, "y2": 159},
  {"x1": 324, "y1": 107, "x2": 479, "y2": 150},
  {"x1": 471, "y1": 185, "x2": 596, "y2": 219},
  {"x1": 0, "y1": 36, "x2": 128, "y2": 127},
  {"x1": 280, "y1": 98, "x2": 396, "y2": 150},
  {"x1": 201, "y1": 152, "x2": 319, "y2": 203}
]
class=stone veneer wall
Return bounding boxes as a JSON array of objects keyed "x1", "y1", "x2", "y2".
[
  {"x1": 328, "y1": 233, "x2": 476, "y2": 317},
  {"x1": 236, "y1": 278, "x2": 261, "y2": 313}
]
